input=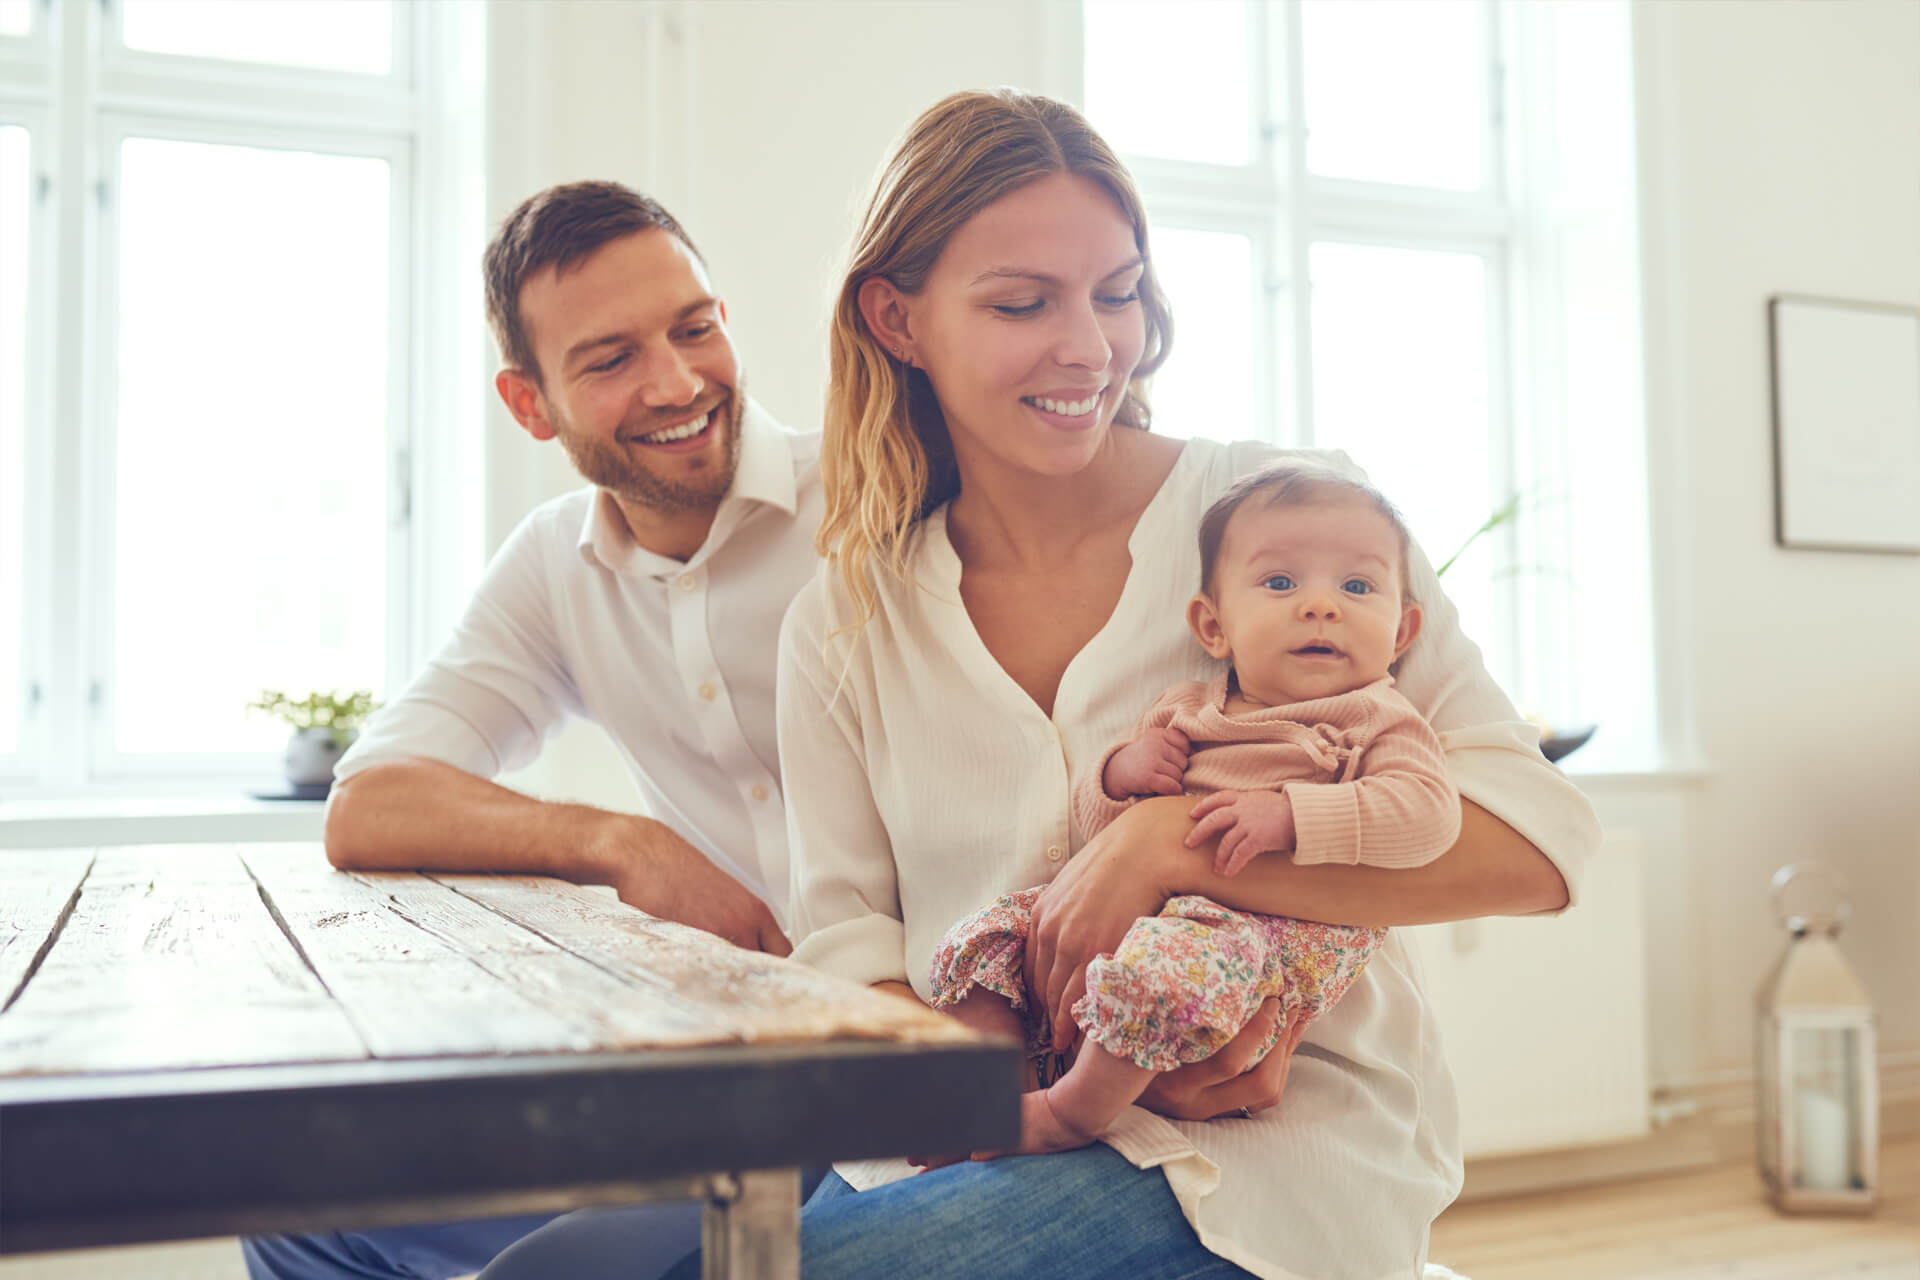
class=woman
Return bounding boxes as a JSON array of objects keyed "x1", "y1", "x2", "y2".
[
  {"x1": 491, "y1": 88, "x2": 1597, "y2": 1280},
  {"x1": 770, "y1": 89, "x2": 1596, "y2": 1280}
]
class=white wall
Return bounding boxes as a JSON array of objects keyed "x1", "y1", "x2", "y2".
[
  {"x1": 473, "y1": 0, "x2": 1920, "y2": 1096},
  {"x1": 1625, "y1": 0, "x2": 1920, "y2": 1087}
]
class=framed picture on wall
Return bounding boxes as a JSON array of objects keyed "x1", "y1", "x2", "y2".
[{"x1": 1768, "y1": 294, "x2": 1920, "y2": 554}]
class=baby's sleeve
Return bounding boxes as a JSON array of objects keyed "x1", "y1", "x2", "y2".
[
  {"x1": 1286, "y1": 687, "x2": 1462, "y2": 868},
  {"x1": 1071, "y1": 683, "x2": 1198, "y2": 841}
]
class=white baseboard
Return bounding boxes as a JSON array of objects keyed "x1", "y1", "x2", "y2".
[{"x1": 1455, "y1": 1044, "x2": 1920, "y2": 1203}]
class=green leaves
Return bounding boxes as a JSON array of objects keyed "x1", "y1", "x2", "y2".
[
  {"x1": 246, "y1": 689, "x2": 379, "y2": 748},
  {"x1": 1434, "y1": 492, "x2": 1527, "y2": 579}
]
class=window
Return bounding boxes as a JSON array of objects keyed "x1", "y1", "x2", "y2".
[
  {"x1": 2, "y1": 0, "x2": 482, "y2": 794},
  {"x1": 1083, "y1": 0, "x2": 1653, "y2": 769}
]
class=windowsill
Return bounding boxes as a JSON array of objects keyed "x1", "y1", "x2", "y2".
[
  {"x1": 0, "y1": 792, "x2": 327, "y2": 849},
  {"x1": 1564, "y1": 758, "x2": 1715, "y2": 786}
]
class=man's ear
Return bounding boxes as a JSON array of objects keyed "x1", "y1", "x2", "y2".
[
  {"x1": 857, "y1": 276, "x2": 917, "y2": 365},
  {"x1": 1393, "y1": 601, "x2": 1424, "y2": 661},
  {"x1": 1187, "y1": 593, "x2": 1234, "y2": 661},
  {"x1": 495, "y1": 368, "x2": 555, "y2": 442}
]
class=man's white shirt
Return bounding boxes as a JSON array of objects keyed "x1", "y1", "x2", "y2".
[{"x1": 337, "y1": 401, "x2": 823, "y2": 918}]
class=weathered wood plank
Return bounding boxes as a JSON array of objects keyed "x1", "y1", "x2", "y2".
[
  {"x1": 0, "y1": 846, "x2": 366, "y2": 1075},
  {"x1": 0, "y1": 850, "x2": 95, "y2": 1012},
  {"x1": 439, "y1": 874, "x2": 972, "y2": 1045},
  {"x1": 242, "y1": 844, "x2": 745, "y2": 1056}
]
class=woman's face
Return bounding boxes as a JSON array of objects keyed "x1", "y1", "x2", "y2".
[{"x1": 905, "y1": 171, "x2": 1148, "y2": 484}]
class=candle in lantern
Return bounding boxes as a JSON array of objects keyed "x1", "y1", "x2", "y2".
[{"x1": 1796, "y1": 1088, "x2": 1851, "y2": 1191}]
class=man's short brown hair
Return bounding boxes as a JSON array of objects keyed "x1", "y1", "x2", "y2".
[
  {"x1": 483, "y1": 181, "x2": 701, "y2": 385},
  {"x1": 1197, "y1": 464, "x2": 1416, "y2": 598}
]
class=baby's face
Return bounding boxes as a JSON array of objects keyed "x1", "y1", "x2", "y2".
[{"x1": 1194, "y1": 495, "x2": 1418, "y2": 706}]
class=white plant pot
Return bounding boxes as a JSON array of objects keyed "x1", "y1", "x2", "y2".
[{"x1": 284, "y1": 727, "x2": 354, "y2": 789}]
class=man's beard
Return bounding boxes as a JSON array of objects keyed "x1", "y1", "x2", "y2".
[{"x1": 554, "y1": 390, "x2": 744, "y2": 514}]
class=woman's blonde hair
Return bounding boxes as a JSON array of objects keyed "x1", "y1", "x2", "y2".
[{"x1": 819, "y1": 89, "x2": 1173, "y2": 625}]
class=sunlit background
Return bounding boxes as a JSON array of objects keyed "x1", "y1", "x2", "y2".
[
  {"x1": 0, "y1": 125, "x2": 25, "y2": 758},
  {"x1": 112, "y1": 139, "x2": 392, "y2": 755},
  {"x1": 120, "y1": 0, "x2": 390, "y2": 73},
  {"x1": 1085, "y1": 0, "x2": 1532, "y2": 714},
  {"x1": 2, "y1": 0, "x2": 1648, "y2": 791}
]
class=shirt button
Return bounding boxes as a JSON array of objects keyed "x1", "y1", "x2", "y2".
[
  {"x1": 1045, "y1": 845, "x2": 1064, "y2": 862},
  {"x1": 752, "y1": 784, "x2": 769, "y2": 803},
  {"x1": 697, "y1": 682, "x2": 717, "y2": 702},
  {"x1": 677, "y1": 573, "x2": 697, "y2": 590}
]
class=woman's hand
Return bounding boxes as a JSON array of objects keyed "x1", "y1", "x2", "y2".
[
  {"x1": 1138, "y1": 1000, "x2": 1308, "y2": 1121},
  {"x1": 1025, "y1": 796, "x2": 1196, "y2": 1053}
]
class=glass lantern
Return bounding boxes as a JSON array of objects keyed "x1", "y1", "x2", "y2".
[{"x1": 1754, "y1": 863, "x2": 1878, "y2": 1213}]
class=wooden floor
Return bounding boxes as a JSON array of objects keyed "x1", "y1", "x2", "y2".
[{"x1": 1430, "y1": 1135, "x2": 1920, "y2": 1279}]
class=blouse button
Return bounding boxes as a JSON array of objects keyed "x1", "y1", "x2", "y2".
[
  {"x1": 1045, "y1": 845, "x2": 1064, "y2": 862},
  {"x1": 697, "y1": 682, "x2": 717, "y2": 702},
  {"x1": 677, "y1": 573, "x2": 697, "y2": 590},
  {"x1": 752, "y1": 784, "x2": 769, "y2": 803}
]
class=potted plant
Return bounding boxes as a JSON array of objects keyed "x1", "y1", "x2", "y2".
[
  {"x1": 1434, "y1": 497, "x2": 1594, "y2": 764},
  {"x1": 247, "y1": 689, "x2": 379, "y2": 794}
]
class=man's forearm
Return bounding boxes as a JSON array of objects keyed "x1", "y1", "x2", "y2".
[
  {"x1": 323, "y1": 758, "x2": 636, "y2": 887},
  {"x1": 1152, "y1": 797, "x2": 1570, "y2": 928}
]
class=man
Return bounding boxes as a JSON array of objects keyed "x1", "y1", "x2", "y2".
[
  {"x1": 246, "y1": 180, "x2": 1292, "y2": 1280},
  {"x1": 242, "y1": 180, "x2": 821, "y2": 1280}
]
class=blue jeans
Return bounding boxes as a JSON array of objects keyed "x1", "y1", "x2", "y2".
[
  {"x1": 480, "y1": 1147, "x2": 1253, "y2": 1280},
  {"x1": 242, "y1": 1212, "x2": 570, "y2": 1280}
]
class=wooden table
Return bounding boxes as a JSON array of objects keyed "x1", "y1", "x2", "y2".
[{"x1": 0, "y1": 844, "x2": 1018, "y2": 1276}]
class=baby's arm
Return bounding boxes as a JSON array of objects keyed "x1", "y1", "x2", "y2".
[
  {"x1": 1071, "y1": 685, "x2": 1202, "y2": 838},
  {"x1": 1103, "y1": 726, "x2": 1191, "y2": 800},
  {"x1": 1284, "y1": 688, "x2": 1461, "y2": 869},
  {"x1": 1187, "y1": 789, "x2": 1297, "y2": 877}
]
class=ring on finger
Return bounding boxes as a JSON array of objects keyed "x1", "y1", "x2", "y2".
[{"x1": 1236, "y1": 1105, "x2": 1254, "y2": 1121}]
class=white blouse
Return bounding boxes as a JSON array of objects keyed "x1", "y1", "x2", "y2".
[{"x1": 774, "y1": 437, "x2": 1602, "y2": 1280}]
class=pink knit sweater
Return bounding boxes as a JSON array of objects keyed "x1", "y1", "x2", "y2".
[{"x1": 1073, "y1": 673, "x2": 1461, "y2": 868}]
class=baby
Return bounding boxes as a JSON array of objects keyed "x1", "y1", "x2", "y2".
[{"x1": 927, "y1": 464, "x2": 1463, "y2": 1157}]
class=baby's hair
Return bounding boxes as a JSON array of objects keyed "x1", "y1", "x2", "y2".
[{"x1": 1196, "y1": 465, "x2": 1416, "y2": 597}]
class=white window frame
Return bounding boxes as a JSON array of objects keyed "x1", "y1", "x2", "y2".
[
  {"x1": 3, "y1": 0, "x2": 483, "y2": 797},
  {"x1": 1073, "y1": 0, "x2": 1651, "y2": 759}
]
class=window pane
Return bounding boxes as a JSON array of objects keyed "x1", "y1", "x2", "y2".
[
  {"x1": 0, "y1": 126, "x2": 26, "y2": 755},
  {"x1": 1085, "y1": 0, "x2": 1250, "y2": 166},
  {"x1": 1146, "y1": 227, "x2": 1256, "y2": 443},
  {"x1": 114, "y1": 138, "x2": 391, "y2": 756},
  {"x1": 1309, "y1": 242, "x2": 1498, "y2": 672},
  {"x1": 121, "y1": 0, "x2": 391, "y2": 75},
  {"x1": 0, "y1": 0, "x2": 30, "y2": 37},
  {"x1": 1302, "y1": 0, "x2": 1483, "y2": 189}
]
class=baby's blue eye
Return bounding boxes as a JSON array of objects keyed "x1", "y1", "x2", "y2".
[
  {"x1": 1343, "y1": 579, "x2": 1372, "y2": 595},
  {"x1": 1263, "y1": 575, "x2": 1295, "y2": 591}
]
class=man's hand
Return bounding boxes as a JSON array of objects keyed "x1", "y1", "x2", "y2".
[
  {"x1": 1187, "y1": 790, "x2": 1296, "y2": 877},
  {"x1": 1138, "y1": 999, "x2": 1307, "y2": 1121},
  {"x1": 1103, "y1": 727, "x2": 1190, "y2": 800},
  {"x1": 597, "y1": 815, "x2": 791, "y2": 956}
]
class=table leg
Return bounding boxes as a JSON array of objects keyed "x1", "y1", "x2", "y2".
[{"x1": 702, "y1": 1168, "x2": 800, "y2": 1280}]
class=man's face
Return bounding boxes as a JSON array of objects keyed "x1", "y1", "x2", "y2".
[{"x1": 510, "y1": 229, "x2": 743, "y2": 513}]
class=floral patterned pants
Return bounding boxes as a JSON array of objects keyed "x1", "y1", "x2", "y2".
[{"x1": 929, "y1": 887, "x2": 1385, "y2": 1073}]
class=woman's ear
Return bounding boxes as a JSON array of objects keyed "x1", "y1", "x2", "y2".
[
  {"x1": 1187, "y1": 594, "x2": 1233, "y2": 661},
  {"x1": 1392, "y1": 602, "x2": 1424, "y2": 660},
  {"x1": 857, "y1": 276, "x2": 917, "y2": 365},
  {"x1": 495, "y1": 368, "x2": 554, "y2": 442}
]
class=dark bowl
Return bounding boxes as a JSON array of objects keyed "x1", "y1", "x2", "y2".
[{"x1": 1540, "y1": 724, "x2": 1597, "y2": 764}]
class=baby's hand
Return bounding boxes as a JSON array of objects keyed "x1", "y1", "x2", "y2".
[
  {"x1": 1103, "y1": 727, "x2": 1190, "y2": 799},
  {"x1": 1186, "y1": 790, "x2": 1297, "y2": 877}
]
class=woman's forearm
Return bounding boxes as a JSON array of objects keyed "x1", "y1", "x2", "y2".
[{"x1": 1133, "y1": 795, "x2": 1569, "y2": 928}]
